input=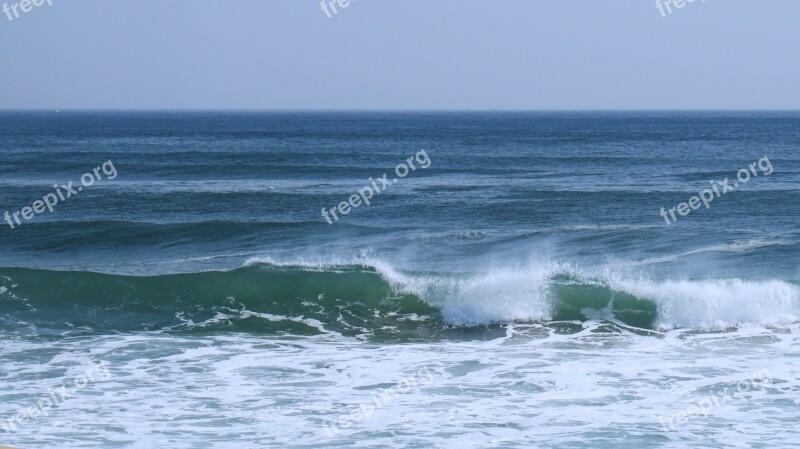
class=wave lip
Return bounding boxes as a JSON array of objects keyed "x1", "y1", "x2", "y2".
[
  {"x1": 609, "y1": 277, "x2": 800, "y2": 330},
  {"x1": 370, "y1": 261, "x2": 557, "y2": 326}
]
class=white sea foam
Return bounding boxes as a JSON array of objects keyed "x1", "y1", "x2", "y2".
[
  {"x1": 3, "y1": 323, "x2": 800, "y2": 448},
  {"x1": 371, "y1": 259, "x2": 556, "y2": 325},
  {"x1": 374, "y1": 259, "x2": 800, "y2": 330},
  {"x1": 242, "y1": 255, "x2": 800, "y2": 331},
  {"x1": 608, "y1": 277, "x2": 800, "y2": 330}
]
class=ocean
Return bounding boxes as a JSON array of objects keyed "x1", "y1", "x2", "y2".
[{"x1": 0, "y1": 111, "x2": 798, "y2": 448}]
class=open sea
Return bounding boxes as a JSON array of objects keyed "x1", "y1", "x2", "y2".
[{"x1": 0, "y1": 111, "x2": 799, "y2": 448}]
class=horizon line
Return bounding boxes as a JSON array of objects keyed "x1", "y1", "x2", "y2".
[{"x1": 2, "y1": 108, "x2": 800, "y2": 113}]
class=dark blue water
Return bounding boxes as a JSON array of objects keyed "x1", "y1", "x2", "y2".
[{"x1": 1, "y1": 111, "x2": 797, "y2": 276}]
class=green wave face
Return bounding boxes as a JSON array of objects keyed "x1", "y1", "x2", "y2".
[
  {"x1": 0, "y1": 265, "x2": 442, "y2": 340},
  {"x1": 547, "y1": 275, "x2": 658, "y2": 329},
  {"x1": 0, "y1": 264, "x2": 663, "y2": 340}
]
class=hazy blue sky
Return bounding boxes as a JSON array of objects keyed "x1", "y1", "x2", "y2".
[{"x1": 1, "y1": 0, "x2": 798, "y2": 110}]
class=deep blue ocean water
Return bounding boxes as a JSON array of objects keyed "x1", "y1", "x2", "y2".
[{"x1": 0, "y1": 112, "x2": 798, "y2": 448}]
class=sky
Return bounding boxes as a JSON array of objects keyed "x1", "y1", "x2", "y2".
[{"x1": 0, "y1": 0, "x2": 799, "y2": 110}]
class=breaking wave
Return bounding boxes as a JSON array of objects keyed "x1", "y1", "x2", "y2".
[{"x1": 1, "y1": 259, "x2": 798, "y2": 338}]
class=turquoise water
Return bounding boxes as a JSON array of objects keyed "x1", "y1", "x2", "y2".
[{"x1": 0, "y1": 112, "x2": 799, "y2": 448}]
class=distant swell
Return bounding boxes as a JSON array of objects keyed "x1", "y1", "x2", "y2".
[{"x1": 1, "y1": 261, "x2": 799, "y2": 338}]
